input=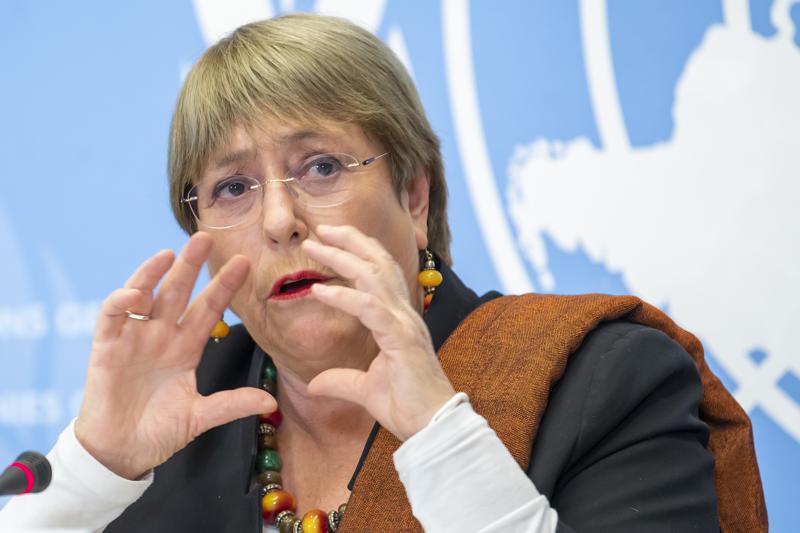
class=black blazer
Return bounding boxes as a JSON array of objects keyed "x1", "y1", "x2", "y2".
[{"x1": 108, "y1": 264, "x2": 718, "y2": 532}]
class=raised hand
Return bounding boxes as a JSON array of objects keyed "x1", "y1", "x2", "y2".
[
  {"x1": 74, "y1": 233, "x2": 276, "y2": 480},
  {"x1": 302, "y1": 224, "x2": 456, "y2": 442}
]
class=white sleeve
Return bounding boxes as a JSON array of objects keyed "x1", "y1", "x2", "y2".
[
  {"x1": 0, "y1": 419, "x2": 152, "y2": 533},
  {"x1": 393, "y1": 393, "x2": 559, "y2": 533}
]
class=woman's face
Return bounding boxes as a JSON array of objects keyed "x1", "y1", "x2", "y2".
[{"x1": 201, "y1": 121, "x2": 430, "y2": 379}]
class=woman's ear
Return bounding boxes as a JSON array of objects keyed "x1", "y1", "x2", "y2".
[{"x1": 403, "y1": 169, "x2": 430, "y2": 250}]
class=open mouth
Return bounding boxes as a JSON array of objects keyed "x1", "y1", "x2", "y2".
[{"x1": 270, "y1": 271, "x2": 331, "y2": 300}]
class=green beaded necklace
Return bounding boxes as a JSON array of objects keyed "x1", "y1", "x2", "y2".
[{"x1": 256, "y1": 356, "x2": 347, "y2": 533}]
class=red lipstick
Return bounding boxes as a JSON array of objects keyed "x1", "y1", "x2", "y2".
[{"x1": 269, "y1": 270, "x2": 332, "y2": 301}]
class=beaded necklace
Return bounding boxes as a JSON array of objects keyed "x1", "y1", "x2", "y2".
[{"x1": 256, "y1": 356, "x2": 345, "y2": 533}]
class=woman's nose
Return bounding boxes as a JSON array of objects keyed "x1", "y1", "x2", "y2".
[{"x1": 260, "y1": 180, "x2": 307, "y2": 246}]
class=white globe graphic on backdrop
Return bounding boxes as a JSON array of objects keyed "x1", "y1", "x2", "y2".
[
  {"x1": 191, "y1": 0, "x2": 800, "y2": 444},
  {"x1": 503, "y1": 0, "x2": 800, "y2": 442}
]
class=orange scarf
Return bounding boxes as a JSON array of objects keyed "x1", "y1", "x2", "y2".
[{"x1": 340, "y1": 294, "x2": 767, "y2": 532}]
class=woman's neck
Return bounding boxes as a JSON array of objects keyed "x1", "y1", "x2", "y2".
[
  {"x1": 272, "y1": 368, "x2": 371, "y2": 513},
  {"x1": 274, "y1": 362, "x2": 375, "y2": 449}
]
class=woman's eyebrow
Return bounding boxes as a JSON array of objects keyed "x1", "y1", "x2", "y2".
[
  {"x1": 211, "y1": 130, "x2": 344, "y2": 169},
  {"x1": 213, "y1": 148, "x2": 255, "y2": 169},
  {"x1": 274, "y1": 130, "x2": 324, "y2": 145},
  {"x1": 273, "y1": 131, "x2": 350, "y2": 152}
]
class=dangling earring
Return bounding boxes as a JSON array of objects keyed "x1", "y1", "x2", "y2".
[
  {"x1": 210, "y1": 313, "x2": 230, "y2": 343},
  {"x1": 418, "y1": 249, "x2": 443, "y2": 312}
]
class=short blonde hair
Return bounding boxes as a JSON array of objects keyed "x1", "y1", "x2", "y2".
[{"x1": 168, "y1": 13, "x2": 452, "y2": 265}]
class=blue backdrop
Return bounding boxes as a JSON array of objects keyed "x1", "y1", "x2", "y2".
[{"x1": 1, "y1": 1, "x2": 798, "y2": 529}]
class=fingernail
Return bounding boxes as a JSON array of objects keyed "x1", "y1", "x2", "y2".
[{"x1": 311, "y1": 282, "x2": 330, "y2": 292}]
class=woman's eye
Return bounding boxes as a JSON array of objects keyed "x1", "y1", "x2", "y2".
[
  {"x1": 303, "y1": 156, "x2": 342, "y2": 180},
  {"x1": 213, "y1": 177, "x2": 250, "y2": 199}
]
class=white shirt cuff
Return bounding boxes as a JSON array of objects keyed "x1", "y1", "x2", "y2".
[
  {"x1": 58, "y1": 418, "x2": 154, "y2": 503},
  {"x1": 394, "y1": 395, "x2": 559, "y2": 533}
]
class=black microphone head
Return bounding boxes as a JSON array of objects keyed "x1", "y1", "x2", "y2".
[{"x1": 13, "y1": 451, "x2": 52, "y2": 493}]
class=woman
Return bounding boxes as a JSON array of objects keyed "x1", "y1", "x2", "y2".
[{"x1": 0, "y1": 13, "x2": 765, "y2": 533}]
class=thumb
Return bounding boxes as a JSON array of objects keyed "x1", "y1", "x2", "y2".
[
  {"x1": 193, "y1": 388, "x2": 277, "y2": 435},
  {"x1": 307, "y1": 368, "x2": 367, "y2": 405}
]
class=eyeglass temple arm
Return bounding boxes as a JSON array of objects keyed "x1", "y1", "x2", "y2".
[{"x1": 360, "y1": 152, "x2": 390, "y2": 167}]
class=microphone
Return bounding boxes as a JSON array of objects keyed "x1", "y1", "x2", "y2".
[{"x1": 0, "y1": 451, "x2": 52, "y2": 496}]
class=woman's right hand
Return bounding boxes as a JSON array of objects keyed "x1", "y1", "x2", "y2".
[{"x1": 73, "y1": 232, "x2": 276, "y2": 480}]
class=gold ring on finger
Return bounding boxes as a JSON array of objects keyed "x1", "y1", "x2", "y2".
[{"x1": 125, "y1": 310, "x2": 152, "y2": 321}]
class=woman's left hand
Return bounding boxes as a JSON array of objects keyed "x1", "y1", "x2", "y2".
[{"x1": 301, "y1": 224, "x2": 456, "y2": 441}]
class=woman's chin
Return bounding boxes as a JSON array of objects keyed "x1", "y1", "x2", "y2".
[{"x1": 269, "y1": 308, "x2": 368, "y2": 360}]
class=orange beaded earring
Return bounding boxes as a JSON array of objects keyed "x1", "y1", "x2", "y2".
[
  {"x1": 210, "y1": 314, "x2": 230, "y2": 343},
  {"x1": 418, "y1": 249, "x2": 443, "y2": 312}
]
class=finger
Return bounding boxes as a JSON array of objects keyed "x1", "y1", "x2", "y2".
[
  {"x1": 315, "y1": 224, "x2": 390, "y2": 262},
  {"x1": 307, "y1": 368, "x2": 368, "y2": 405},
  {"x1": 302, "y1": 239, "x2": 373, "y2": 287},
  {"x1": 95, "y1": 288, "x2": 144, "y2": 340},
  {"x1": 192, "y1": 387, "x2": 277, "y2": 436},
  {"x1": 310, "y1": 225, "x2": 408, "y2": 297},
  {"x1": 123, "y1": 249, "x2": 176, "y2": 315},
  {"x1": 310, "y1": 283, "x2": 408, "y2": 344},
  {"x1": 180, "y1": 255, "x2": 251, "y2": 349},
  {"x1": 152, "y1": 232, "x2": 213, "y2": 321}
]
